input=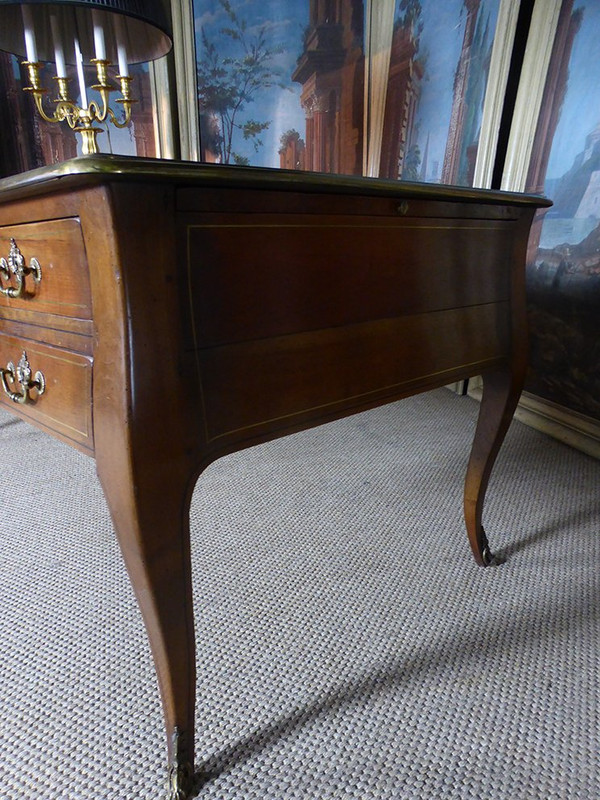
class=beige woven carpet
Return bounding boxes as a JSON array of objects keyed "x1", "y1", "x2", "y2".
[{"x1": 0, "y1": 389, "x2": 598, "y2": 800}]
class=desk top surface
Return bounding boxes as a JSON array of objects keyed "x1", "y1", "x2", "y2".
[{"x1": 0, "y1": 155, "x2": 552, "y2": 209}]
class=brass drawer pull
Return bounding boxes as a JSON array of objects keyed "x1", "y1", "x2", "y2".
[
  {"x1": 0, "y1": 238, "x2": 42, "y2": 298},
  {"x1": 0, "y1": 351, "x2": 46, "y2": 405}
]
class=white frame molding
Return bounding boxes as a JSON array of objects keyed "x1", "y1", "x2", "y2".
[
  {"x1": 472, "y1": 0, "x2": 523, "y2": 188},
  {"x1": 501, "y1": 0, "x2": 562, "y2": 191},
  {"x1": 497, "y1": 0, "x2": 600, "y2": 458},
  {"x1": 170, "y1": 0, "x2": 201, "y2": 161},
  {"x1": 149, "y1": 56, "x2": 178, "y2": 159},
  {"x1": 363, "y1": 0, "x2": 395, "y2": 178}
]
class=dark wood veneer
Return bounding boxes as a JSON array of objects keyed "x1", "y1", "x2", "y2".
[{"x1": 0, "y1": 155, "x2": 551, "y2": 799}]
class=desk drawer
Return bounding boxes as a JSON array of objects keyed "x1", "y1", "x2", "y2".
[
  {"x1": 0, "y1": 333, "x2": 93, "y2": 451},
  {"x1": 0, "y1": 218, "x2": 91, "y2": 318}
]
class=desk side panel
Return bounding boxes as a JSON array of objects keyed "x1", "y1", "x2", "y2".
[
  {"x1": 198, "y1": 303, "x2": 509, "y2": 442},
  {"x1": 181, "y1": 200, "x2": 520, "y2": 449},
  {"x1": 185, "y1": 215, "x2": 514, "y2": 348}
]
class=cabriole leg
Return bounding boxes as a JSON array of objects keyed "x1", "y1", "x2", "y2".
[
  {"x1": 464, "y1": 365, "x2": 524, "y2": 566},
  {"x1": 96, "y1": 450, "x2": 197, "y2": 799}
]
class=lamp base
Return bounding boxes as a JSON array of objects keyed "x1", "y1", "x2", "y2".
[
  {"x1": 21, "y1": 60, "x2": 133, "y2": 156},
  {"x1": 74, "y1": 123, "x2": 104, "y2": 155}
]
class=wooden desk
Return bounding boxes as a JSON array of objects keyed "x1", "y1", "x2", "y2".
[{"x1": 0, "y1": 156, "x2": 550, "y2": 799}]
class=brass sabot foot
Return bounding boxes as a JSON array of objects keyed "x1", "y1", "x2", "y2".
[{"x1": 167, "y1": 728, "x2": 195, "y2": 800}]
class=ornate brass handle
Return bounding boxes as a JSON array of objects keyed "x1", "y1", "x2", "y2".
[
  {"x1": 0, "y1": 351, "x2": 46, "y2": 405},
  {"x1": 0, "y1": 238, "x2": 42, "y2": 299}
]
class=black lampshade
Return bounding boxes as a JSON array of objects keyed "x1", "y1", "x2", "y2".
[{"x1": 0, "y1": 1, "x2": 172, "y2": 64}]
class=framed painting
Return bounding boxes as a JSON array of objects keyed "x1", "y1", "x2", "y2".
[
  {"x1": 502, "y1": 0, "x2": 600, "y2": 456},
  {"x1": 502, "y1": 0, "x2": 600, "y2": 450},
  {"x1": 366, "y1": 0, "x2": 518, "y2": 187},
  {"x1": 187, "y1": 0, "x2": 365, "y2": 174},
  {"x1": 183, "y1": 0, "x2": 519, "y2": 183}
]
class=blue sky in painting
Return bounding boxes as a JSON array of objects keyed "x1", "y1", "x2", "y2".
[
  {"x1": 192, "y1": 0, "x2": 501, "y2": 173},
  {"x1": 193, "y1": 0, "x2": 307, "y2": 166},
  {"x1": 411, "y1": 0, "x2": 499, "y2": 182},
  {"x1": 408, "y1": 0, "x2": 465, "y2": 180},
  {"x1": 546, "y1": 0, "x2": 600, "y2": 181}
]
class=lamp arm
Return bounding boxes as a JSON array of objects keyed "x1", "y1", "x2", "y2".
[
  {"x1": 108, "y1": 75, "x2": 135, "y2": 128},
  {"x1": 107, "y1": 99, "x2": 135, "y2": 129},
  {"x1": 26, "y1": 85, "x2": 78, "y2": 127},
  {"x1": 20, "y1": 54, "x2": 141, "y2": 153}
]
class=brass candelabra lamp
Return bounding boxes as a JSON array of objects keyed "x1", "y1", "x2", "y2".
[
  {"x1": 23, "y1": 57, "x2": 134, "y2": 155},
  {"x1": 0, "y1": 0, "x2": 172, "y2": 155}
]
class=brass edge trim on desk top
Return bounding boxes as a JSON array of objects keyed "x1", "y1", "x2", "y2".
[{"x1": 0, "y1": 155, "x2": 553, "y2": 208}]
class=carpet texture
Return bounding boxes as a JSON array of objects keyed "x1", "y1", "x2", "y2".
[{"x1": 0, "y1": 389, "x2": 598, "y2": 799}]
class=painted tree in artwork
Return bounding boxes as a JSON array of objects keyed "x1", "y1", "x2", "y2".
[{"x1": 197, "y1": 0, "x2": 286, "y2": 164}]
